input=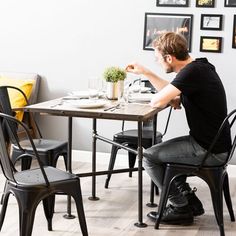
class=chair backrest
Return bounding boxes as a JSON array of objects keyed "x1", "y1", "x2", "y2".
[
  {"x1": 201, "y1": 109, "x2": 236, "y2": 167},
  {"x1": 0, "y1": 112, "x2": 49, "y2": 186},
  {"x1": 0, "y1": 72, "x2": 41, "y2": 139},
  {"x1": 0, "y1": 72, "x2": 41, "y2": 105},
  {"x1": 0, "y1": 86, "x2": 42, "y2": 140},
  {"x1": 0, "y1": 86, "x2": 19, "y2": 144}
]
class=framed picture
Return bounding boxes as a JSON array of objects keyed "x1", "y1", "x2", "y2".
[
  {"x1": 143, "y1": 13, "x2": 193, "y2": 51},
  {"x1": 200, "y1": 14, "x2": 223, "y2": 30},
  {"x1": 232, "y1": 15, "x2": 236, "y2": 48},
  {"x1": 156, "y1": 0, "x2": 189, "y2": 7},
  {"x1": 225, "y1": 0, "x2": 236, "y2": 7},
  {"x1": 200, "y1": 36, "x2": 222, "y2": 53},
  {"x1": 196, "y1": 0, "x2": 215, "y2": 7}
]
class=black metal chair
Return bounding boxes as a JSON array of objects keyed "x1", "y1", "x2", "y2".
[
  {"x1": 0, "y1": 113, "x2": 88, "y2": 236},
  {"x1": 0, "y1": 86, "x2": 68, "y2": 170},
  {"x1": 104, "y1": 83, "x2": 173, "y2": 189},
  {"x1": 154, "y1": 109, "x2": 236, "y2": 236}
]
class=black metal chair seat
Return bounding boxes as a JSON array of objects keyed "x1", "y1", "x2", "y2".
[
  {"x1": 14, "y1": 166, "x2": 74, "y2": 185},
  {"x1": 12, "y1": 139, "x2": 67, "y2": 169},
  {"x1": 114, "y1": 129, "x2": 163, "y2": 146}
]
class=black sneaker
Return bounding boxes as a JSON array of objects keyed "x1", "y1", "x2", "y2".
[
  {"x1": 147, "y1": 204, "x2": 193, "y2": 225},
  {"x1": 178, "y1": 183, "x2": 205, "y2": 217},
  {"x1": 185, "y1": 189, "x2": 205, "y2": 216}
]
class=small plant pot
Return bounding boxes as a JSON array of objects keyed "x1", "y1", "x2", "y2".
[{"x1": 106, "y1": 81, "x2": 124, "y2": 100}]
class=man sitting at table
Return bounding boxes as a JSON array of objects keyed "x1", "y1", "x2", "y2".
[{"x1": 125, "y1": 32, "x2": 231, "y2": 225}]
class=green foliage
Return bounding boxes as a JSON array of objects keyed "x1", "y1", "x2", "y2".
[{"x1": 103, "y1": 66, "x2": 126, "y2": 82}]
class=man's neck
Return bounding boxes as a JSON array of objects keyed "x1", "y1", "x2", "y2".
[{"x1": 174, "y1": 57, "x2": 193, "y2": 73}]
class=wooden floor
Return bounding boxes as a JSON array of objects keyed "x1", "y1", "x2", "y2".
[{"x1": 0, "y1": 160, "x2": 236, "y2": 236}]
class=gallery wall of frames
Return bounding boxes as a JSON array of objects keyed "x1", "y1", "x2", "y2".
[{"x1": 143, "y1": 0, "x2": 236, "y2": 53}]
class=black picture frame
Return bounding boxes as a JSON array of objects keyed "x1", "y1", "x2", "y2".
[
  {"x1": 196, "y1": 0, "x2": 215, "y2": 7},
  {"x1": 200, "y1": 36, "x2": 222, "y2": 53},
  {"x1": 200, "y1": 14, "x2": 223, "y2": 30},
  {"x1": 156, "y1": 0, "x2": 189, "y2": 7},
  {"x1": 143, "y1": 13, "x2": 193, "y2": 51},
  {"x1": 225, "y1": 0, "x2": 236, "y2": 7},
  {"x1": 232, "y1": 15, "x2": 236, "y2": 48}
]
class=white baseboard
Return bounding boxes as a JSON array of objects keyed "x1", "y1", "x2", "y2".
[
  {"x1": 72, "y1": 150, "x2": 236, "y2": 177},
  {"x1": 72, "y1": 150, "x2": 127, "y2": 167}
]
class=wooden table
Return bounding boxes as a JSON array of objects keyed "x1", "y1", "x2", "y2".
[{"x1": 24, "y1": 98, "x2": 162, "y2": 227}]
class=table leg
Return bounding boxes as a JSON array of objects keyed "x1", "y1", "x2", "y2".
[
  {"x1": 146, "y1": 115, "x2": 158, "y2": 208},
  {"x1": 134, "y1": 121, "x2": 147, "y2": 228},
  {"x1": 88, "y1": 118, "x2": 99, "y2": 201},
  {"x1": 64, "y1": 116, "x2": 75, "y2": 219}
]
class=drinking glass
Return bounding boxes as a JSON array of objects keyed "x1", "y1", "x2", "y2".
[
  {"x1": 88, "y1": 78, "x2": 99, "y2": 99},
  {"x1": 118, "y1": 82, "x2": 130, "y2": 107},
  {"x1": 131, "y1": 78, "x2": 141, "y2": 94}
]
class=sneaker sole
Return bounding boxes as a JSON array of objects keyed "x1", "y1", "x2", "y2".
[
  {"x1": 193, "y1": 208, "x2": 205, "y2": 217},
  {"x1": 161, "y1": 218, "x2": 194, "y2": 225},
  {"x1": 147, "y1": 213, "x2": 194, "y2": 225}
]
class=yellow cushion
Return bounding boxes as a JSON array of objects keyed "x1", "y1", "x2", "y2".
[{"x1": 0, "y1": 76, "x2": 34, "y2": 121}]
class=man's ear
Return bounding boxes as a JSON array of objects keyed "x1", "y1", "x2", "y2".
[{"x1": 166, "y1": 54, "x2": 172, "y2": 64}]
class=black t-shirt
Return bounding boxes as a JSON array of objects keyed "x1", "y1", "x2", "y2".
[{"x1": 171, "y1": 58, "x2": 231, "y2": 154}]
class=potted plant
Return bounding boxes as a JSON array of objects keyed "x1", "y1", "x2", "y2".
[{"x1": 103, "y1": 66, "x2": 126, "y2": 99}]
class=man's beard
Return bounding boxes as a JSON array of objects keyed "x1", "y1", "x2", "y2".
[{"x1": 165, "y1": 65, "x2": 174, "y2": 73}]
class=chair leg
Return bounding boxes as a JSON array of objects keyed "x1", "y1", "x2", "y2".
[
  {"x1": 43, "y1": 195, "x2": 55, "y2": 231},
  {"x1": 154, "y1": 165, "x2": 190, "y2": 229},
  {"x1": 223, "y1": 173, "x2": 235, "y2": 221},
  {"x1": 21, "y1": 157, "x2": 32, "y2": 171},
  {"x1": 146, "y1": 180, "x2": 158, "y2": 207},
  {"x1": 154, "y1": 167, "x2": 177, "y2": 229},
  {"x1": 62, "y1": 153, "x2": 68, "y2": 170},
  {"x1": 155, "y1": 184, "x2": 159, "y2": 195},
  {"x1": 72, "y1": 181, "x2": 88, "y2": 236},
  {"x1": 155, "y1": 180, "x2": 171, "y2": 229},
  {"x1": 18, "y1": 194, "x2": 38, "y2": 236},
  {"x1": 0, "y1": 181, "x2": 7, "y2": 205},
  {"x1": 206, "y1": 175, "x2": 225, "y2": 236},
  {"x1": 128, "y1": 151, "x2": 137, "y2": 177},
  {"x1": 104, "y1": 145, "x2": 120, "y2": 188},
  {"x1": 0, "y1": 191, "x2": 10, "y2": 231}
]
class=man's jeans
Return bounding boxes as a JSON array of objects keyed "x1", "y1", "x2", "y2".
[{"x1": 143, "y1": 135, "x2": 228, "y2": 207}]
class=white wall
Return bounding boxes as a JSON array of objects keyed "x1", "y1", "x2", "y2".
[{"x1": 0, "y1": 0, "x2": 235, "y2": 154}]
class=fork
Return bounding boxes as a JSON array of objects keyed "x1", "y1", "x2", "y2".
[
  {"x1": 50, "y1": 100, "x2": 64, "y2": 108},
  {"x1": 104, "y1": 104, "x2": 120, "y2": 111}
]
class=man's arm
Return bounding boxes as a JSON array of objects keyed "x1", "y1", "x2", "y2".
[
  {"x1": 126, "y1": 62, "x2": 169, "y2": 91},
  {"x1": 126, "y1": 62, "x2": 182, "y2": 108},
  {"x1": 150, "y1": 84, "x2": 181, "y2": 108}
]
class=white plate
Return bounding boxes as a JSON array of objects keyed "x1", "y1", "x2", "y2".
[
  {"x1": 68, "y1": 91, "x2": 89, "y2": 98},
  {"x1": 129, "y1": 86, "x2": 152, "y2": 93},
  {"x1": 129, "y1": 93, "x2": 156, "y2": 102},
  {"x1": 68, "y1": 91, "x2": 104, "y2": 99},
  {"x1": 68, "y1": 99, "x2": 107, "y2": 109}
]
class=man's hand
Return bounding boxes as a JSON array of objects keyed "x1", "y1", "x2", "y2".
[
  {"x1": 169, "y1": 96, "x2": 181, "y2": 109},
  {"x1": 125, "y1": 62, "x2": 149, "y2": 75}
]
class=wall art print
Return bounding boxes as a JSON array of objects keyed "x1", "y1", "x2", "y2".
[
  {"x1": 200, "y1": 14, "x2": 223, "y2": 30},
  {"x1": 200, "y1": 36, "x2": 222, "y2": 53},
  {"x1": 156, "y1": 0, "x2": 189, "y2": 7},
  {"x1": 143, "y1": 13, "x2": 193, "y2": 51},
  {"x1": 196, "y1": 0, "x2": 215, "y2": 7}
]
